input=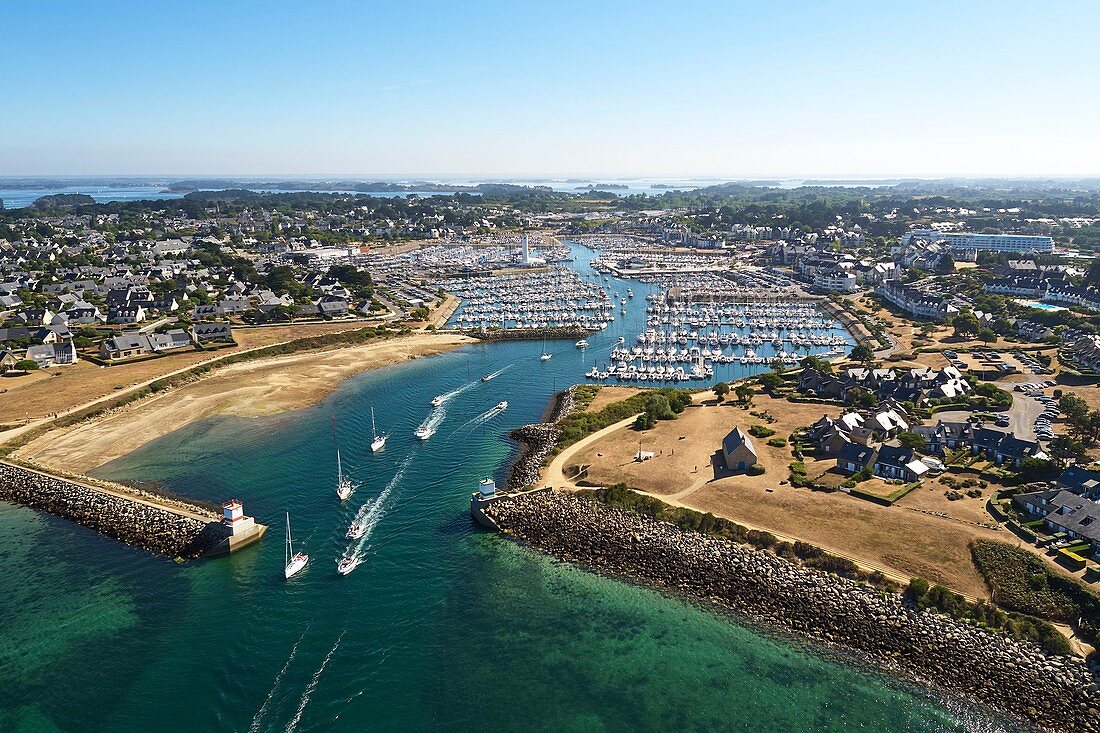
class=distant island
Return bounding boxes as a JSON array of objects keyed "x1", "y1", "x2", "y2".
[
  {"x1": 162, "y1": 179, "x2": 560, "y2": 195},
  {"x1": 29, "y1": 193, "x2": 96, "y2": 209},
  {"x1": 575, "y1": 183, "x2": 630, "y2": 190}
]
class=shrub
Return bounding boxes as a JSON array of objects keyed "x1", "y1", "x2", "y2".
[
  {"x1": 766, "y1": 437, "x2": 788, "y2": 448},
  {"x1": 746, "y1": 464, "x2": 765, "y2": 476},
  {"x1": 749, "y1": 425, "x2": 776, "y2": 438},
  {"x1": 971, "y1": 539, "x2": 1100, "y2": 644}
]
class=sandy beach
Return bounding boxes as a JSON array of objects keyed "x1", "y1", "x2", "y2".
[{"x1": 16, "y1": 332, "x2": 472, "y2": 473}]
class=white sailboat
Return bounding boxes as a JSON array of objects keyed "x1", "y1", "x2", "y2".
[
  {"x1": 370, "y1": 407, "x2": 387, "y2": 452},
  {"x1": 540, "y1": 337, "x2": 552, "y2": 361},
  {"x1": 284, "y1": 513, "x2": 308, "y2": 579},
  {"x1": 336, "y1": 446, "x2": 354, "y2": 501}
]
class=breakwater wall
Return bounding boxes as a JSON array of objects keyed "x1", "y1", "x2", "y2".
[
  {"x1": 506, "y1": 386, "x2": 576, "y2": 489},
  {"x1": 0, "y1": 461, "x2": 222, "y2": 558},
  {"x1": 485, "y1": 490, "x2": 1100, "y2": 733},
  {"x1": 463, "y1": 327, "x2": 590, "y2": 341}
]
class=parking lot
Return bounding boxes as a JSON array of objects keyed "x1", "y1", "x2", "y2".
[
  {"x1": 1011, "y1": 381, "x2": 1061, "y2": 443},
  {"x1": 941, "y1": 348, "x2": 1054, "y2": 382}
]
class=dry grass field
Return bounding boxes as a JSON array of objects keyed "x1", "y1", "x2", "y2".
[
  {"x1": 570, "y1": 391, "x2": 1018, "y2": 598},
  {"x1": 583, "y1": 386, "x2": 641, "y2": 413},
  {"x1": 572, "y1": 393, "x2": 834, "y2": 496}
]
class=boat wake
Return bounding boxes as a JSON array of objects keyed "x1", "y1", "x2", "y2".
[
  {"x1": 480, "y1": 365, "x2": 510, "y2": 382},
  {"x1": 342, "y1": 456, "x2": 411, "y2": 564},
  {"x1": 434, "y1": 378, "x2": 479, "y2": 406},
  {"x1": 284, "y1": 629, "x2": 345, "y2": 733},
  {"x1": 248, "y1": 630, "x2": 307, "y2": 733},
  {"x1": 452, "y1": 402, "x2": 507, "y2": 435},
  {"x1": 414, "y1": 404, "x2": 447, "y2": 439}
]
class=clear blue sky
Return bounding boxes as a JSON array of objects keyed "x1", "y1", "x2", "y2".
[{"x1": 3, "y1": 0, "x2": 1098, "y2": 178}]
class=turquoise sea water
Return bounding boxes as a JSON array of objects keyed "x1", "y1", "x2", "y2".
[{"x1": 0, "y1": 242, "x2": 1021, "y2": 732}]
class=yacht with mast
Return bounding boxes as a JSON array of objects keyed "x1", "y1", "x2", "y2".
[
  {"x1": 336, "y1": 447, "x2": 355, "y2": 501},
  {"x1": 283, "y1": 513, "x2": 308, "y2": 579},
  {"x1": 370, "y1": 407, "x2": 387, "y2": 451}
]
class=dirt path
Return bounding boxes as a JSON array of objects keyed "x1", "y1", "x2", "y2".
[{"x1": 541, "y1": 412, "x2": 642, "y2": 487}]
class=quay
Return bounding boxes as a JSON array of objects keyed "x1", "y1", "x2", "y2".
[{"x1": 0, "y1": 460, "x2": 266, "y2": 559}]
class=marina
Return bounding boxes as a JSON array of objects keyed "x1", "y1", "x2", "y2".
[
  {"x1": 443, "y1": 268, "x2": 614, "y2": 332},
  {"x1": 585, "y1": 298, "x2": 849, "y2": 382}
]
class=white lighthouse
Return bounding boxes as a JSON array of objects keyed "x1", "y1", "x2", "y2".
[
  {"x1": 221, "y1": 499, "x2": 256, "y2": 536},
  {"x1": 478, "y1": 478, "x2": 497, "y2": 498},
  {"x1": 520, "y1": 234, "x2": 530, "y2": 265}
]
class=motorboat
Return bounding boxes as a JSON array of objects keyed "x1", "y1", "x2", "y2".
[{"x1": 337, "y1": 555, "x2": 361, "y2": 576}]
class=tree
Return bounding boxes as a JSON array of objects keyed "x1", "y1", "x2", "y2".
[
  {"x1": 758, "y1": 371, "x2": 783, "y2": 393},
  {"x1": 800, "y1": 355, "x2": 834, "y2": 374},
  {"x1": 897, "y1": 432, "x2": 926, "y2": 450},
  {"x1": 977, "y1": 328, "x2": 997, "y2": 343},
  {"x1": 853, "y1": 390, "x2": 878, "y2": 409},
  {"x1": 13, "y1": 359, "x2": 39, "y2": 372},
  {"x1": 850, "y1": 343, "x2": 875, "y2": 365},
  {"x1": 643, "y1": 394, "x2": 675, "y2": 421},
  {"x1": 934, "y1": 251, "x2": 955, "y2": 275},
  {"x1": 734, "y1": 383, "x2": 754, "y2": 407},
  {"x1": 1049, "y1": 436, "x2": 1088, "y2": 467},
  {"x1": 952, "y1": 312, "x2": 981, "y2": 338},
  {"x1": 713, "y1": 382, "x2": 730, "y2": 402}
]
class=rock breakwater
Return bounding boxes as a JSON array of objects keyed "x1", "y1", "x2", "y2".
[
  {"x1": 486, "y1": 489, "x2": 1100, "y2": 733},
  {"x1": 506, "y1": 386, "x2": 576, "y2": 488},
  {"x1": 463, "y1": 327, "x2": 590, "y2": 341},
  {"x1": 0, "y1": 461, "x2": 219, "y2": 557}
]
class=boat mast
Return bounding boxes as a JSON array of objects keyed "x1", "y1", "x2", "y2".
[
  {"x1": 371, "y1": 407, "x2": 378, "y2": 439},
  {"x1": 285, "y1": 512, "x2": 292, "y2": 564}
]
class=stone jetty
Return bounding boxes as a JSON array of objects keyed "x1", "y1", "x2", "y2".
[
  {"x1": 506, "y1": 386, "x2": 575, "y2": 489},
  {"x1": 485, "y1": 489, "x2": 1100, "y2": 733},
  {"x1": 463, "y1": 326, "x2": 590, "y2": 341},
  {"x1": 0, "y1": 461, "x2": 225, "y2": 558}
]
